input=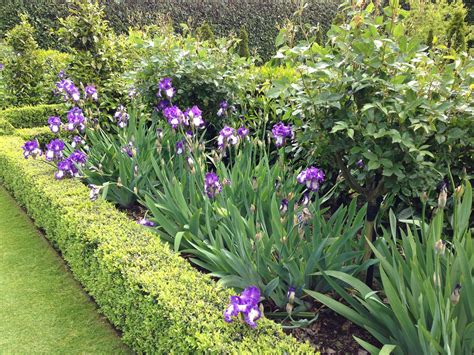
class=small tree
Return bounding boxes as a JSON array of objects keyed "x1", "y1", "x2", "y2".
[
  {"x1": 196, "y1": 22, "x2": 216, "y2": 45},
  {"x1": 272, "y1": 0, "x2": 474, "y2": 285},
  {"x1": 238, "y1": 26, "x2": 250, "y2": 58}
]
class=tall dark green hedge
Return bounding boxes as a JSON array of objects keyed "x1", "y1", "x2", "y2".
[{"x1": 0, "y1": 0, "x2": 340, "y2": 60}]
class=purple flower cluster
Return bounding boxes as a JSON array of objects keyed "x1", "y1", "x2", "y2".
[
  {"x1": 163, "y1": 105, "x2": 185, "y2": 129},
  {"x1": 272, "y1": 122, "x2": 293, "y2": 147},
  {"x1": 84, "y1": 85, "x2": 98, "y2": 100},
  {"x1": 185, "y1": 106, "x2": 205, "y2": 128},
  {"x1": 217, "y1": 125, "x2": 249, "y2": 150},
  {"x1": 224, "y1": 286, "x2": 262, "y2": 328},
  {"x1": 297, "y1": 166, "x2": 325, "y2": 191},
  {"x1": 22, "y1": 140, "x2": 42, "y2": 159},
  {"x1": 56, "y1": 79, "x2": 80, "y2": 102},
  {"x1": 55, "y1": 150, "x2": 87, "y2": 180},
  {"x1": 204, "y1": 172, "x2": 222, "y2": 198},
  {"x1": 67, "y1": 107, "x2": 86, "y2": 132},
  {"x1": 114, "y1": 105, "x2": 129, "y2": 128},
  {"x1": 176, "y1": 140, "x2": 185, "y2": 155},
  {"x1": 48, "y1": 116, "x2": 62, "y2": 133},
  {"x1": 45, "y1": 139, "x2": 65, "y2": 161},
  {"x1": 158, "y1": 78, "x2": 175, "y2": 99}
]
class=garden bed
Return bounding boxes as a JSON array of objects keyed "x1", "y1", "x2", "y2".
[{"x1": 0, "y1": 134, "x2": 312, "y2": 353}]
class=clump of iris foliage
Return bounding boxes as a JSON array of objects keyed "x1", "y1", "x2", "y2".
[{"x1": 13, "y1": 0, "x2": 474, "y2": 351}]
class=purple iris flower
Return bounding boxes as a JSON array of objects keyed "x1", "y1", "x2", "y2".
[
  {"x1": 88, "y1": 184, "x2": 100, "y2": 201},
  {"x1": 156, "y1": 99, "x2": 170, "y2": 111},
  {"x1": 48, "y1": 116, "x2": 62, "y2": 133},
  {"x1": 163, "y1": 105, "x2": 184, "y2": 129},
  {"x1": 204, "y1": 172, "x2": 222, "y2": 198},
  {"x1": 237, "y1": 126, "x2": 249, "y2": 138},
  {"x1": 71, "y1": 135, "x2": 85, "y2": 148},
  {"x1": 114, "y1": 105, "x2": 129, "y2": 128},
  {"x1": 176, "y1": 140, "x2": 185, "y2": 155},
  {"x1": 138, "y1": 218, "x2": 156, "y2": 227},
  {"x1": 356, "y1": 159, "x2": 364, "y2": 169},
  {"x1": 185, "y1": 105, "x2": 205, "y2": 128},
  {"x1": 121, "y1": 142, "x2": 135, "y2": 157},
  {"x1": 287, "y1": 286, "x2": 296, "y2": 304},
  {"x1": 0, "y1": 63, "x2": 4, "y2": 70},
  {"x1": 217, "y1": 100, "x2": 229, "y2": 117},
  {"x1": 158, "y1": 77, "x2": 175, "y2": 99},
  {"x1": 67, "y1": 107, "x2": 86, "y2": 131},
  {"x1": 21, "y1": 140, "x2": 42, "y2": 159},
  {"x1": 128, "y1": 86, "x2": 138, "y2": 99},
  {"x1": 217, "y1": 126, "x2": 238, "y2": 150},
  {"x1": 45, "y1": 139, "x2": 65, "y2": 161},
  {"x1": 224, "y1": 286, "x2": 262, "y2": 328},
  {"x1": 156, "y1": 128, "x2": 163, "y2": 140},
  {"x1": 55, "y1": 157, "x2": 79, "y2": 180},
  {"x1": 272, "y1": 122, "x2": 293, "y2": 147},
  {"x1": 69, "y1": 150, "x2": 87, "y2": 165},
  {"x1": 280, "y1": 199, "x2": 289, "y2": 214},
  {"x1": 84, "y1": 85, "x2": 98, "y2": 100},
  {"x1": 56, "y1": 79, "x2": 80, "y2": 102},
  {"x1": 300, "y1": 193, "x2": 310, "y2": 206},
  {"x1": 297, "y1": 166, "x2": 325, "y2": 191}
]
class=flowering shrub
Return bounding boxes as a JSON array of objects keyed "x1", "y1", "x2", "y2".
[{"x1": 132, "y1": 33, "x2": 251, "y2": 131}]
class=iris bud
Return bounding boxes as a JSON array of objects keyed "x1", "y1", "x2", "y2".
[
  {"x1": 450, "y1": 284, "x2": 461, "y2": 304},
  {"x1": 438, "y1": 185, "x2": 447, "y2": 209},
  {"x1": 434, "y1": 239, "x2": 446, "y2": 255},
  {"x1": 420, "y1": 191, "x2": 428, "y2": 203},
  {"x1": 454, "y1": 185, "x2": 464, "y2": 199}
]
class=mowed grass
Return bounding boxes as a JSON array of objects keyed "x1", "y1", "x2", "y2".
[{"x1": 0, "y1": 186, "x2": 131, "y2": 354}]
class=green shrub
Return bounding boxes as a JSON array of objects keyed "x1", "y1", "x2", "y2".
[
  {"x1": 3, "y1": 15, "x2": 45, "y2": 106},
  {"x1": 447, "y1": 8, "x2": 469, "y2": 52},
  {"x1": 0, "y1": 104, "x2": 65, "y2": 128},
  {"x1": 35, "y1": 49, "x2": 72, "y2": 103},
  {"x1": 0, "y1": 134, "x2": 313, "y2": 353},
  {"x1": 196, "y1": 22, "x2": 215, "y2": 45},
  {"x1": 57, "y1": 0, "x2": 133, "y2": 114},
  {"x1": 133, "y1": 33, "x2": 251, "y2": 130}
]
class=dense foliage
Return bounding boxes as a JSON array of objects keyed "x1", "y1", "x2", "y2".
[
  {"x1": 1, "y1": 0, "x2": 473, "y2": 352},
  {"x1": 309, "y1": 180, "x2": 473, "y2": 354}
]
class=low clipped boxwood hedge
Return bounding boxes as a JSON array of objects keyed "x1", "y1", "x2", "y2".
[
  {"x1": 0, "y1": 134, "x2": 313, "y2": 353},
  {"x1": 15, "y1": 126, "x2": 73, "y2": 146},
  {"x1": 0, "y1": 118, "x2": 14, "y2": 135},
  {"x1": 0, "y1": 104, "x2": 64, "y2": 129}
]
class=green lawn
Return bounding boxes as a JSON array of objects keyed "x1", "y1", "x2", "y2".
[{"x1": 0, "y1": 186, "x2": 131, "y2": 354}]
